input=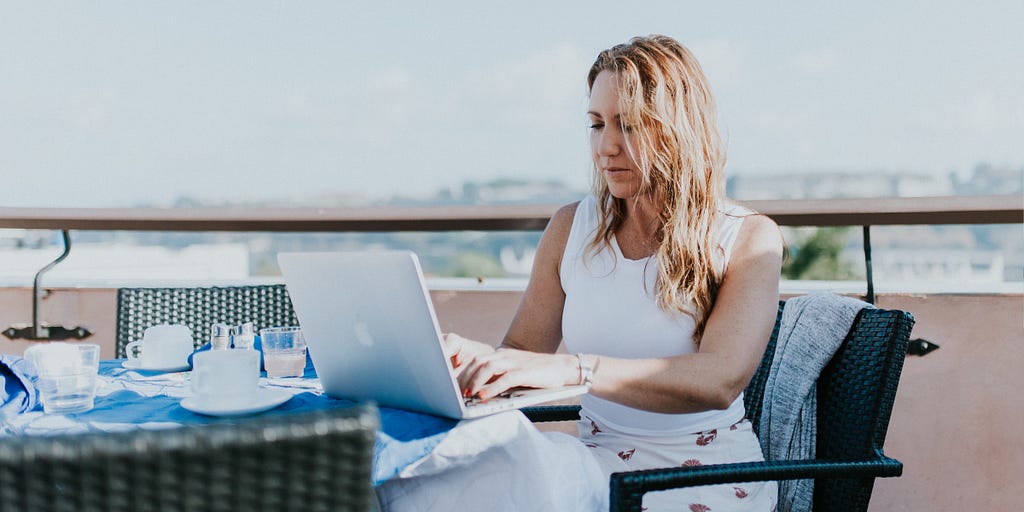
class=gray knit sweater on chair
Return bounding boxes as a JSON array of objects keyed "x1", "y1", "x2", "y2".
[{"x1": 759, "y1": 293, "x2": 871, "y2": 512}]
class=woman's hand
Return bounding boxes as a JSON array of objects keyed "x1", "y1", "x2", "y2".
[
  {"x1": 457, "y1": 348, "x2": 578, "y2": 400},
  {"x1": 442, "y1": 333, "x2": 495, "y2": 376}
]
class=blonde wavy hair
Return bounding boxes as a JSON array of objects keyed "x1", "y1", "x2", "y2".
[{"x1": 587, "y1": 34, "x2": 727, "y2": 341}]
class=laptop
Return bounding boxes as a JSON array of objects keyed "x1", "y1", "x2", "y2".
[{"x1": 276, "y1": 250, "x2": 588, "y2": 419}]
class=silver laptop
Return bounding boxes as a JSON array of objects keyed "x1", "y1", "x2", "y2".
[{"x1": 277, "y1": 250, "x2": 587, "y2": 419}]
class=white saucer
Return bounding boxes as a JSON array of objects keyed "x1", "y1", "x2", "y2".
[
  {"x1": 180, "y1": 388, "x2": 293, "y2": 417},
  {"x1": 122, "y1": 359, "x2": 192, "y2": 373}
]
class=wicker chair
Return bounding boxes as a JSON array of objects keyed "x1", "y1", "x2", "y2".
[
  {"x1": 523, "y1": 300, "x2": 914, "y2": 512},
  {"x1": 115, "y1": 285, "x2": 299, "y2": 358},
  {"x1": 0, "y1": 404, "x2": 379, "y2": 512}
]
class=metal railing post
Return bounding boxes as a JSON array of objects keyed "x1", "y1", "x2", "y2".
[
  {"x1": 2, "y1": 229, "x2": 92, "y2": 341},
  {"x1": 863, "y1": 225, "x2": 875, "y2": 305}
]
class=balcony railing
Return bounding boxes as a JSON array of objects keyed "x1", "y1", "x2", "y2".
[
  {"x1": 2, "y1": 195, "x2": 1019, "y2": 328},
  {"x1": 0, "y1": 195, "x2": 1020, "y2": 232}
]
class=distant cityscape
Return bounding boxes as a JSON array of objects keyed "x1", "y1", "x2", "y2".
[
  {"x1": 1, "y1": 164, "x2": 1021, "y2": 287},
  {"x1": 725, "y1": 163, "x2": 1021, "y2": 200}
]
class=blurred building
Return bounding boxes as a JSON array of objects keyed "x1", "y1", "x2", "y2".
[
  {"x1": 726, "y1": 164, "x2": 1023, "y2": 200},
  {"x1": 726, "y1": 170, "x2": 953, "y2": 200},
  {"x1": 0, "y1": 240, "x2": 250, "y2": 285}
]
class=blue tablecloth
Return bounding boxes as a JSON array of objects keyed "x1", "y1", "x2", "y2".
[{"x1": 1, "y1": 359, "x2": 456, "y2": 485}]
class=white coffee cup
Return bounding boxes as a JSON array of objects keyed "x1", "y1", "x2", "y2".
[
  {"x1": 190, "y1": 349, "x2": 260, "y2": 409},
  {"x1": 125, "y1": 324, "x2": 194, "y2": 368}
]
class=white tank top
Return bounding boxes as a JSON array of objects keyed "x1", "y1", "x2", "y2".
[{"x1": 560, "y1": 194, "x2": 751, "y2": 436}]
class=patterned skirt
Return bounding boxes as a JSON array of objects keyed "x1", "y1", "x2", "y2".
[
  {"x1": 377, "y1": 411, "x2": 777, "y2": 512},
  {"x1": 579, "y1": 414, "x2": 778, "y2": 511}
]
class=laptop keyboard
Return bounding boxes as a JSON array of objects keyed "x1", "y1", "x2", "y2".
[{"x1": 463, "y1": 388, "x2": 524, "y2": 407}]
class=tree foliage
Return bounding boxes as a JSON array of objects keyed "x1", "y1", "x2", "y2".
[{"x1": 782, "y1": 227, "x2": 861, "y2": 280}]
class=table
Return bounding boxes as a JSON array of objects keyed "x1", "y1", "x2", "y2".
[{"x1": 1, "y1": 359, "x2": 457, "y2": 485}]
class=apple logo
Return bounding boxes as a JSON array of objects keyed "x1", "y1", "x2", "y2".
[{"x1": 353, "y1": 320, "x2": 375, "y2": 348}]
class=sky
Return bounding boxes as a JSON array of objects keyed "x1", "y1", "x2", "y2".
[{"x1": 1, "y1": 1, "x2": 1022, "y2": 207}]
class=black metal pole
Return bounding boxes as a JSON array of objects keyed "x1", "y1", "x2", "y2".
[
  {"x1": 32, "y1": 229, "x2": 72, "y2": 339},
  {"x1": 862, "y1": 225, "x2": 875, "y2": 305}
]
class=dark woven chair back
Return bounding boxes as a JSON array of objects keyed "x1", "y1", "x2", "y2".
[
  {"x1": 744, "y1": 300, "x2": 913, "y2": 512},
  {"x1": 810, "y1": 306, "x2": 911, "y2": 511},
  {"x1": 0, "y1": 404, "x2": 379, "y2": 512},
  {"x1": 115, "y1": 284, "x2": 299, "y2": 358}
]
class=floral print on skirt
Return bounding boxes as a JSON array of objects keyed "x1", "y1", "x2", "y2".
[{"x1": 579, "y1": 414, "x2": 778, "y2": 512}]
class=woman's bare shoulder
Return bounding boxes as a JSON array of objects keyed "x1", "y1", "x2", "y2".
[
  {"x1": 548, "y1": 201, "x2": 581, "y2": 233},
  {"x1": 535, "y1": 201, "x2": 581, "y2": 265},
  {"x1": 732, "y1": 213, "x2": 784, "y2": 262}
]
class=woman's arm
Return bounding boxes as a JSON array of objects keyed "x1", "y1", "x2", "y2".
[
  {"x1": 451, "y1": 202, "x2": 580, "y2": 389},
  {"x1": 460, "y1": 213, "x2": 783, "y2": 412},
  {"x1": 500, "y1": 201, "x2": 579, "y2": 353},
  {"x1": 583, "y1": 214, "x2": 783, "y2": 412}
]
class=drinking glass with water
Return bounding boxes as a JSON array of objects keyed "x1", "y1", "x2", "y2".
[
  {"x1": 259, "y1": 326, "x2": 307, "y2": 378},
  {"x1": 24, "y1": 342, "x2": 101, "y2": 414}
]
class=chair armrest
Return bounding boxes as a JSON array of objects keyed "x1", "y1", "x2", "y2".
[
  {"x1": 609, "y1": 453, "x2": 902, "y2": 512},
  {"x1": 521, "y1": 405, "x2": 581, "y2": 423}
]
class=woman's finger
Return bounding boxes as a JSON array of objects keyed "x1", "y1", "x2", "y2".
[
  {"x1": 475, "y1": 373, "x2": 519, "y2": 400},
  {"x1": 461, "y1": 355, "x2": 509, "y2": 397}
]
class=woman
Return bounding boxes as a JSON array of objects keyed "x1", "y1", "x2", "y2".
[{"x1": 382, "y1": 35, "x2": 781, "y2": 511}]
